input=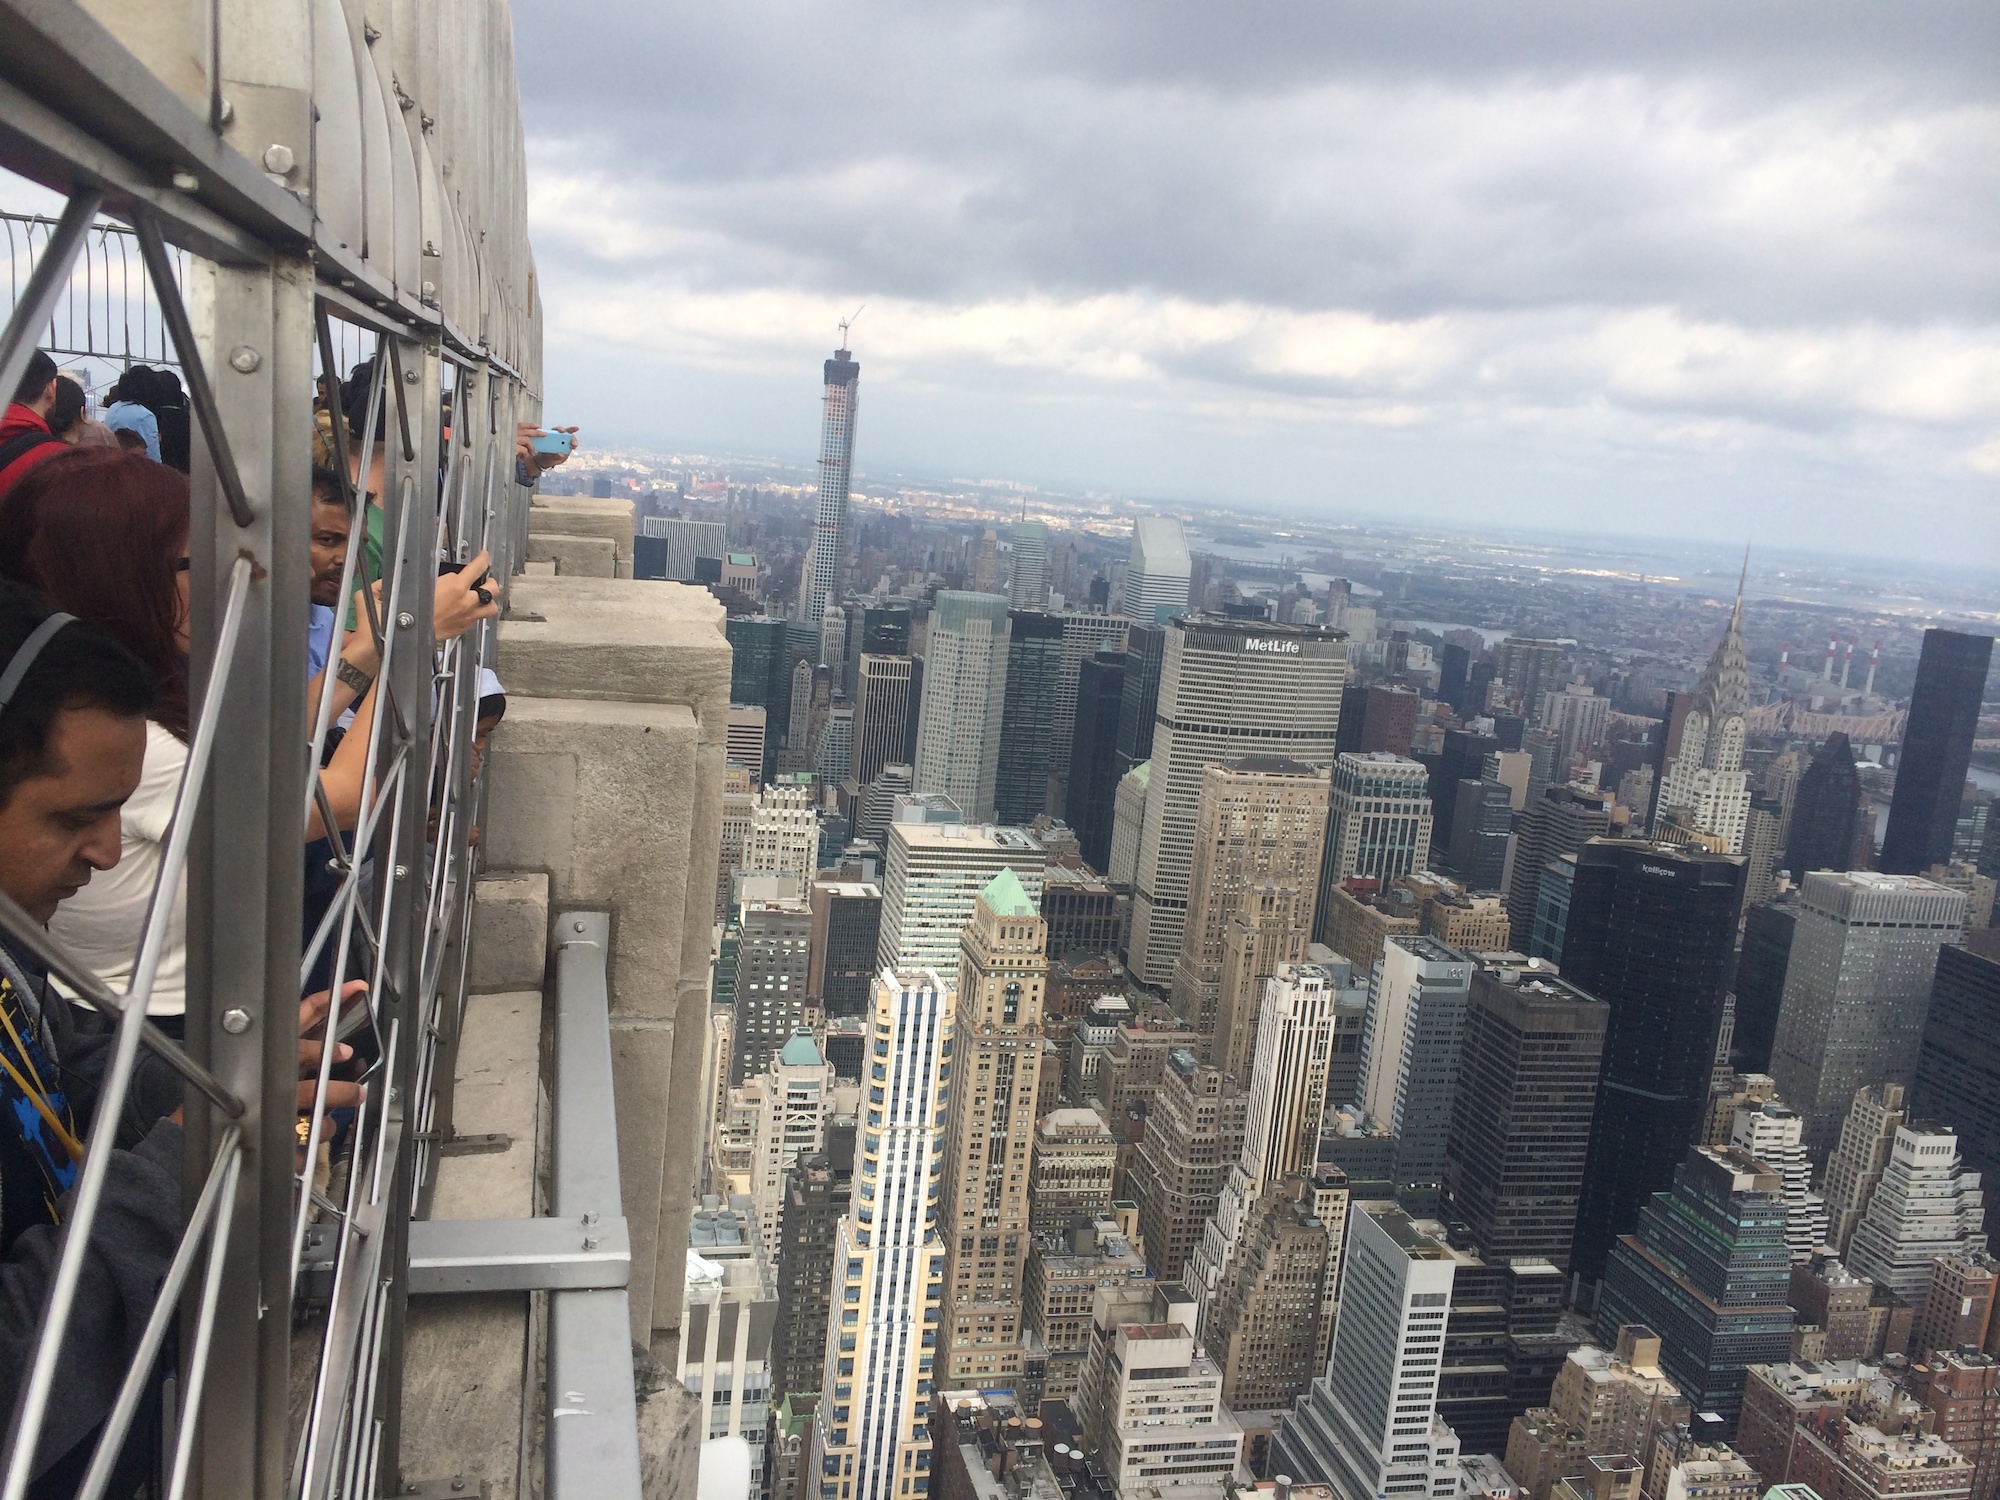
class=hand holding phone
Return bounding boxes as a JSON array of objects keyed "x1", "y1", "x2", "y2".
[{"x1": 530, "y1": 430, "x2": 573, "y2": 457}]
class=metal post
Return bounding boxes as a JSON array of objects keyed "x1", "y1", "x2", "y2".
[{"x1": 180, "y1": 252, "x2": 314, "y2": 1499}]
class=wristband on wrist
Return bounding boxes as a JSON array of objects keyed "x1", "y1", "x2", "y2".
[{"x1": 336, "y1": 657, "x2": 374, "y2": 694}]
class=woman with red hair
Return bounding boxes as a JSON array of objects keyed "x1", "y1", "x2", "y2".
[{"x1": 0, "y1": 449, "x2": 378, "y2": 1029}]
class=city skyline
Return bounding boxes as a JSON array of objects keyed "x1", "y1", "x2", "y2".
[{"x1": 515, "y1": 2, "x2": 1997, "y2": 567}]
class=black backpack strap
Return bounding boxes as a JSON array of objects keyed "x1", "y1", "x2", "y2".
[{"x1": 0, "y1": 430, "x2": 60, "y2": 473}]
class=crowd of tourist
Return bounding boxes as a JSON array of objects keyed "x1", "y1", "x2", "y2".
[{"x1": 0, "y1": 347, "x2": 572, "y2": 1493}]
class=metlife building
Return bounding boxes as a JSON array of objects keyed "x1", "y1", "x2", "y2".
[{"x1": 1130, "y1": 616, "x2": 1350, "y2": 988}]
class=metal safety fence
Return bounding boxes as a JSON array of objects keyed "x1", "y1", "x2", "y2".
[{"x1": 0, "y1": 0, "x2": 543, "y2": 1494}]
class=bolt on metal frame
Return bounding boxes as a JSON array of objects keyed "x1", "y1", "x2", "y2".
[{"x1": 0, "y1": 0, "x2": 543, "y2": 1493}]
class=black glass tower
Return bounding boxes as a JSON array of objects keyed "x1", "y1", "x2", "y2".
[
  {"x1": 1433, "y1": 728, "x2": 1500, "y2": 849},
  {"x1": 1439, "y1": 641, "x2": 1471, "y2": 713},
  {"x1": 1731, "y1": 895, "x2": 1796, "y2": 1075},
  {"x1": 1114, "y1": 622, "x2": 1165, "y2": 776},
  {"x1": 1067, "y1": 649, "x2": 1127, "y2": 874},
  {"x1": 995, "y1": 611, "x2": 1066, "y2": 824},
  {"x1": 1910, "y1": 946, "x2": 2000, "y2": 1241},
  {"x1": 1880, "y1": 629, "x2": 1994, "y2": 874},
  {"x1": 724, "y1": 614, "x2": 792, "y2": 773},
  {"x1": 1566, "y1": 838, "x2": 1747, "y2": 1284},
  {"x1": 1783, "y1": 733, "x2": 1860, "y2": 880}
]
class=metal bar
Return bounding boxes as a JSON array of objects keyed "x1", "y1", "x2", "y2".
[
  {"x1": 1, "y1": 553, "x2": 255, "y2": 1500},
  {"x1": 0, "y1": 890, "x2": 241, "y2": 1116},
  {"x1": 0, "y1": 187, "x2": 99, "y2": 417},
  {"x1": 406, "y1": 1216, "x2": 631, "y2": 1295},
  {"x1": 73, "y1": 1128, "x2": 241, "y2": 1500},
  {"x1": 547, "y1": 911, "x2": 642, "y2": 1499},
  {"x1": 131, "y1": 208, "x2": 253, "y2": 527},
  {"x1": 165, "y1": 1136, "x2": 244, "y2": 1500}
]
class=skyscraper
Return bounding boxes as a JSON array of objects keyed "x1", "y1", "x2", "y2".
[
  {"x1": 1882, "y1": 630, "x2": 1995, "y2": 875},
  {"x1": 810, "y1": 969, "x2": 952, "y2": 1500},
  {"x1": 1272, "y1": 1204, "x2": 1464, "y2": 1500},
  {"x1": 911, "y1": 591, "x2": 1011, "y2": 820},
  {"x1": 727, "y1": 615, "x2": 794, "y2": 774},
  {"x1": 1504, "y1": 784, "x2": 1614, "y2": 954},
  {"x1": 1732, "y1": 894, "x2": 1796, "y2": 1074},
  {"x1": 1433, "y1": 727, "x2": 1501, "y2": 851},
  {"x1": 1594, "y1": 1148, "x2": 1794, "y2": 1425},
  {"x1": 1065, "y1": 649, "x2": 1127, "y2": 874},
  {"x1": 1358, "y1": 934, "x2": 1474, "y2": 1208},
  {"x1": 1008, "y1": 520, "x2": 1051, "y2": 610},
  {"x1": 852, "y1": 654, "x2": 915, "y2": 788},
  {"x1": 1321, "y1": 751, "x2": 1435, "y2": 893},
  {"x1": 730, "y1": 896, "x2": 814, "y2": 1084},
  {"x1": 874, "y1": 821, "x2": 1045, "y2": 974},
  {"x1": 1566, "y1": 839, "x2": 1747, "y2": 1285},
  {"x1": 1655, "y1": 578, "x2": 1753, "y2": 853},
  {"x1": 1131, "y1": 616, "x2": 1348, "y2": 987},
  {"x1": 808, "y1": 877, "x2": 883, "y2": 1018},
  {"x1": 1442, "y1": 956, "x2": 1608, "y2": 1271},
  {"x1": 1128, "y1": 1049, "x2": 1250, "y2": 1282},
  {"x1": 1361, "y1": 683, "x2": 1421, "y2": 756},
  {"x1": 772, "y1": 1127, "x2": 856, "y2": 1400},
  {"x1": 1045, "y1": 612, "x2": 1128, "y2": 820},
  {"x1": 938, "y1": 871, "x2": 1047, "y2": 1387},
  {"x1": 1493, "y1": 638, "x2": 1565, "y2": 720},
  {"x1": 993, "y1": 611, "x2": 1065, "y2": 824},
  {"x1": 1783, "y1": 733, "x2": 1862, "y2": 879},
  {"x1": 1821, "y1": 1083, "x2": 1907, "y2": 1257},
  {"x1": 1189, "y1": 962, "x2": 1344, "y2": 1333},
  {"x1": 1767, "y1": 871, "x2": 1967, "y2": 1160},
  {"x1": 1170, "y1": 757, "x2": 1332, "y2": 1043},
  {"x1": 805, "y1": 343, "x2": 860, "y2": 628},
  {"x1": 1844, "y1": 1124, "x2": 1989, "y2": 1306},
  {"x1": 1114, "y1": 622, "x2": 1165, "y2": 777},
  {"x1": 1121, "y1": 516, "x2": 1193, "y2": 624},
  {"x1": 1447, "y1": 778, "x2": 1514, "y2": 892},
  {"x1": 1912, "y1": 947, "x2": 2000, "y2": 1242}
]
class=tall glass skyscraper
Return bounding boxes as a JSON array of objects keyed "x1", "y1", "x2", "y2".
[
  {"x1": 1066, "y1": 649, "x2": 1127, "y2": 874},
  {"x1": 1115, "y1": 622, "x2": 1166, "y2": 777},
  {"x1": 911, "y1": 591, "x2": 1011, "y2": 820},
  {"x1": 1565, "y1": 838, "x2": 1746, "y2": 1285},
  {"x1": 994, "y1": 611, "x2": 1066, "y2": 824},
  {"x1": 805, "y1": 344, "x2": 860, "y2": 627},
  {"x1": 1881, "y1": 628, "x2": 1994, "y2": 875}
]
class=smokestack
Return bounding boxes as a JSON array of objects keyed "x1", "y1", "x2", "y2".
[
  {"x1": 1780, "y1": 643, "x2": 1790, "y2": 670},
  {"x1": 1865, "y1": 643, "x2": 1880, "y2": 699},
  {"x1": 1840, "y1": 638, "x2": 1854, "y2": 690},
  {"x1": 1823, "y1": 635, "x2": 1837, "y2": 681}
]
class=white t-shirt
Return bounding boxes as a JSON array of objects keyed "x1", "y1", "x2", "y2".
[{"x1": 50, "y1": 720, "x2": 188, "y2": 1017}]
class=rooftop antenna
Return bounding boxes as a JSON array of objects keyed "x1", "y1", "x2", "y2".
[{"x1": 838, "y1": 305, "x2": 864, "y2": 353}]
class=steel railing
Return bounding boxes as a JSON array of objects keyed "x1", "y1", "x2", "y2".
[{"x1": 0, "y1": 0, "x2": 546, "y2": 1492}]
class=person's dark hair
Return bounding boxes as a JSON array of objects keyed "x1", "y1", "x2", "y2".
[
  {"x1": 310, "y1": 465, "x2": 348, "y2": 507},
  {"x1": 0, "y1": 448, "x2": 192, "y2": 740},
  {"x1": 112, "y1": 428, "x2": 147, "y2": 453},
  {"x1": 477, "y1": 693, "x2": 507, "y2": 725},
  {"x1": 45, "y1": 376, "x2": 86, "y2": 438},
  {"x1": 340, "y1": 359, "x2": 386, "y2": 445},
  {"x1": 0, "y1": 580, "x2": 154, "y2": 808},
  {"x1": 12, "y1": 350, "x2": 56, "y2": 407}
]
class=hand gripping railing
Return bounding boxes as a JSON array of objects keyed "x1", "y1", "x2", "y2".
[{"x1": 0, "y1": 100, "x2": 536, "y2": 1500}]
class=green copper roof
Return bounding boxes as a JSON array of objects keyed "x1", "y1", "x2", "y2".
[
  {"x1": 981, "y1": 867, "x2": 1037, "y2": 917},
  {"x1": 778, "y1": 1030, "x2": 822, "y2": 1067}
]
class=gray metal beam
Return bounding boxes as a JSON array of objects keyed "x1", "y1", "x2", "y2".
[
  {"x1": 406, "y1": 1216, "x2": 631, "y2": 1295},
  {"x1": 0, "y1": 0, "x2": 308, "y2": 256},
  {"x1": 547, "y1": 913, "x2": 643, "y2": 1500}
]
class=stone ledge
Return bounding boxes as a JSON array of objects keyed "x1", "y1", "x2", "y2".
[
  {"x1": 497, "y1": 576, "x2": 729, "y2": 733},
  {"x1": 527, "y1": 532, "x2": 617, "y2": 578},
  {"x1": 469, "y1": 873, "x2": 549, "y2": 994}
]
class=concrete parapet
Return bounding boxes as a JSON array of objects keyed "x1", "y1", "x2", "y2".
[
  {"x1": 527, "y1": 495, "x2": 636, "y2": 561},
  {"x1": 487, "y1": 576, "x2": 728, "y2": 1340},
  {"x1": 527, "y1": 532, "x2": 618, "y2": 577},
  {"x1": 522, "y1": 560, "x2": 556, "y2": 576},
  {"x1": 468, "y1": 873, "x2": 549, "y2": 993}
]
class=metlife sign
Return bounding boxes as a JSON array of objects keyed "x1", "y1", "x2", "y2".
[{"x1": 1243, "y1": 639, "x2": 1302, "y2": 655}]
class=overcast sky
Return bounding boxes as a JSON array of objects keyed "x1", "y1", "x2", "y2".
[{"x1": 514, "y1": 2, "x2": 1998, "y2": 566}]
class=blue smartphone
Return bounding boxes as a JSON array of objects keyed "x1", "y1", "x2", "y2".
[{"x1": 530, "y1": 429, "x2": 573, "y2": 456}]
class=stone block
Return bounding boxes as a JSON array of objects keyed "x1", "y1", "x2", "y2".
[
  {"x1": 496, "y1": 576, "x2": 731, "y2": 736},
  {"x1": 527, "y1": 495, "x2": 634, "y2": 556},
  {"x1": 611, "y1": 1015, "x2": 678, "y2": 1339},
  {"x1": 468, "y1": 874, "x2": 549, "y2": 994},
  {"x1": 527, "y1": 532, "x2": 617, "y2": 578},
  {"x1": 522, "y1": 559, "x2": 556, "y2": 576},
  {"x1": 485, "y1": 700, "x2": 699, "y2": 1021}
]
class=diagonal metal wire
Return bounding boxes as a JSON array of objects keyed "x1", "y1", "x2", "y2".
[
  {"x1": 74, "y1": 1129, "x2": 242, "y2": 1500},
  {"x1": 0, "y1": 190, "x2": 101, "y2": 410},
  {"x1": 129, "y1": 210, "x2": 254, "y2": 529}
]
